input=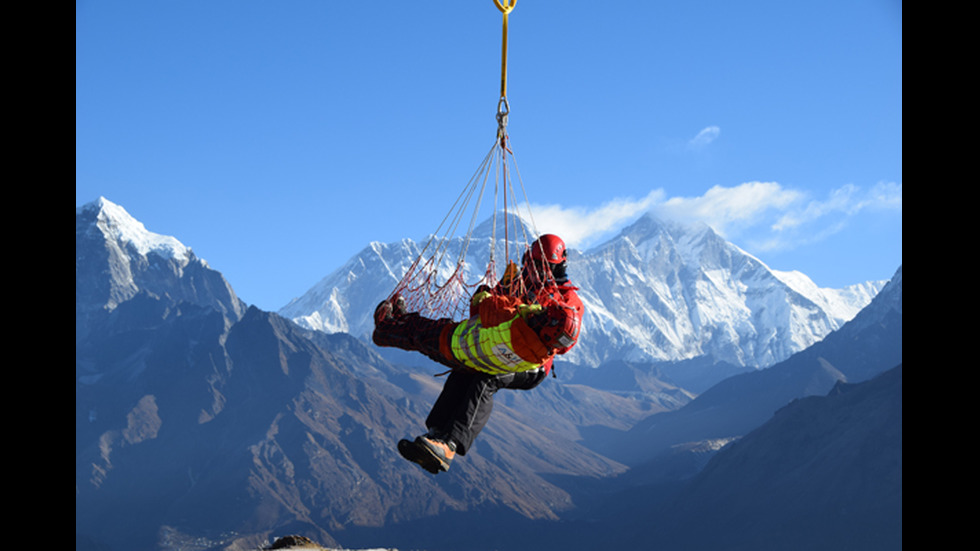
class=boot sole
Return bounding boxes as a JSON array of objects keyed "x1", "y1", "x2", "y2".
[{"x1": 397, "y1": 439, "x2": 446, "y2": 474}]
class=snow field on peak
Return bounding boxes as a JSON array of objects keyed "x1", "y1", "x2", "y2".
[{"x1": 91, "y1": 197, "x2": 192, "y2": 265}]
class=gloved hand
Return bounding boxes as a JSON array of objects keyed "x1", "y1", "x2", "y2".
[
  {"x1": 517, "y1": 303, "x2": 543, "y2": 318},
  {"x1": 471, "y1": 289, "x2": 492, "y2": 307}
]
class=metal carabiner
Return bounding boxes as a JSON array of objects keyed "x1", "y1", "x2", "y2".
[{"x1": 496, "y1": 96, "x2": 510, "y2": 137}]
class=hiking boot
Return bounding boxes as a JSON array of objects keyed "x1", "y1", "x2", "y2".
[
  {"x1": 374, "y1": 300, "x2": 393, "y2": 325},
  {"x1": 416, "y1": 435, "x2": 456, "y2": 472},
  {"x1": 392, "y1": 293, "x2": 407, "y2": 316},
  {"x1": 374, "y1": 294, "x2": 408, "y2": 326},
  {"x1": 398, "y1": 438, "x2": 441, "y2": 474}
]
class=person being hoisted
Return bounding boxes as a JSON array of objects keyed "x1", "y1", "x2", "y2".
[{"x1": 372, "y1": 234, "x2": 584, "y2": 474}]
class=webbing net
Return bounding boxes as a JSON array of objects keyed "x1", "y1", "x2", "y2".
[{"x1": 387, "y1": 124, "x2": 543, "y2": 322}]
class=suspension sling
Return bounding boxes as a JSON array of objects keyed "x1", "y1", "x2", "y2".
[{"x1": 385, "y1": 0, "x2": 551, "y2": 322}]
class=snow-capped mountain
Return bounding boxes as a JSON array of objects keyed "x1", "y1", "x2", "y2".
[
  {"x1": 570, "y1": 215, "x2": 883, "y2": 368},
  {"x1": 279, "y1": 213, "x2": 532, "y2": 334},
  {"x1": 280, "y1": 212, "x2": 885, "y2": 371},
  {"x1": 76, "y1": 197, "x2": 246, "y2": 340}
]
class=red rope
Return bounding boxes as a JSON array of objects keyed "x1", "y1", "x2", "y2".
[{"x1": 388, "y1": 131, "x2": 538, "y2": 322}]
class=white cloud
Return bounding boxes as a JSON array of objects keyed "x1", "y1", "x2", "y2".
[
  {"x1": 688, "y1": 126, "x2": 721, "y2": 148},
  {"x1": 528, "y1": 190, "x2": 665, "y2": 248},
  {"x1": 653, "y1": 182, "x2": 802, "y2": 238},
  {"x1": 758, "y1": 181, "x2": 902, "y2": 252},
  {"x1": 526, "y1": 181, "x2": 901, "y2": 253}
]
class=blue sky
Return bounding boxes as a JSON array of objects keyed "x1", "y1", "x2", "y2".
[{"x1": 76, "y1": 0, "x2": 902, "y2": 312}]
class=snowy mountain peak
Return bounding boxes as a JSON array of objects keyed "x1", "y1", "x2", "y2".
[
  {"x1": 280, "y1": 211, "x2": 889, "y2": 383},
  {"x1": 76, "y1": 198, "x2": 245, "y2": 330},
  {"x1": 471, "y1": 210, "x2": 534, "y2": 239},
  {"x1": 80, "y1": 197, "x2": 193, "y2": 265}
]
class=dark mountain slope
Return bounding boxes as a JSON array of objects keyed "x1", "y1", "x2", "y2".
[
  {"x1": 76, "y1": 295, "x2": 636, "y2": 550},
  {"x1": 613, "y1": 266, "x2": 902, "y2": 465},
  {"x1": 502, "y1": 364, "x2": 902, "y2": 551},
  {"x1": 639, "y1": 364, "x2": 903, "y2": 551}
]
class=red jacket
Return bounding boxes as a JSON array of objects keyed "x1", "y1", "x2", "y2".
[
  {"x1": 528, "y1": 282, "x2": 584, "y2": 356},
  {"x1": 479, "y1": 278, "x2": 585, "y2": 374}
]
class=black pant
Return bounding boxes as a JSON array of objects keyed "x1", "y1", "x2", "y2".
[
  {"x1": 373, "y1": 312, "x2": 458, "y2": 370},
  {"x1": 426, "y1": 368, "x2": 547, "y2": 455},
  {"x1": 374, "y1": 311, "x2": 548, "y2": 454}
]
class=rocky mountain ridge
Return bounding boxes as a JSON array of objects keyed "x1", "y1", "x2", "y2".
[{"x1": 76, "y1": 197, "x2": 246, "y2": 342}]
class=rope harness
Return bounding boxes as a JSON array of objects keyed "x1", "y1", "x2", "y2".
[{"x1": 388, "y1": 0, "x2": 542, "y2": 323}]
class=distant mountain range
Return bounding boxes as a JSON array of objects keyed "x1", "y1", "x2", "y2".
[
  {"x1": 279, "y1": 210, "x2": 884, "y2": 391},
  {"x1": 518, "y1": 363, "x2": 903, "y2": 551},
  {"x1": 76, "y1": 197, "x2": 901, "y2": 551}
]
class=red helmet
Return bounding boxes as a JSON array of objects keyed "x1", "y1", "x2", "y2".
[
  {"x1": 522, "y1": 234, "x2": 570, "y2": 287},
  {"x1": 528, "y1": 234, "x2": 567, "y2": 265},
  {"x1": 537, "y1": 303, "x2": 581, "y2": 351}
]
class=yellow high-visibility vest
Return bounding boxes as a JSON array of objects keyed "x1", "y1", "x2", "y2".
[{"x1": 450, "y1": 315, "x2": 541, "y2": 374}]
